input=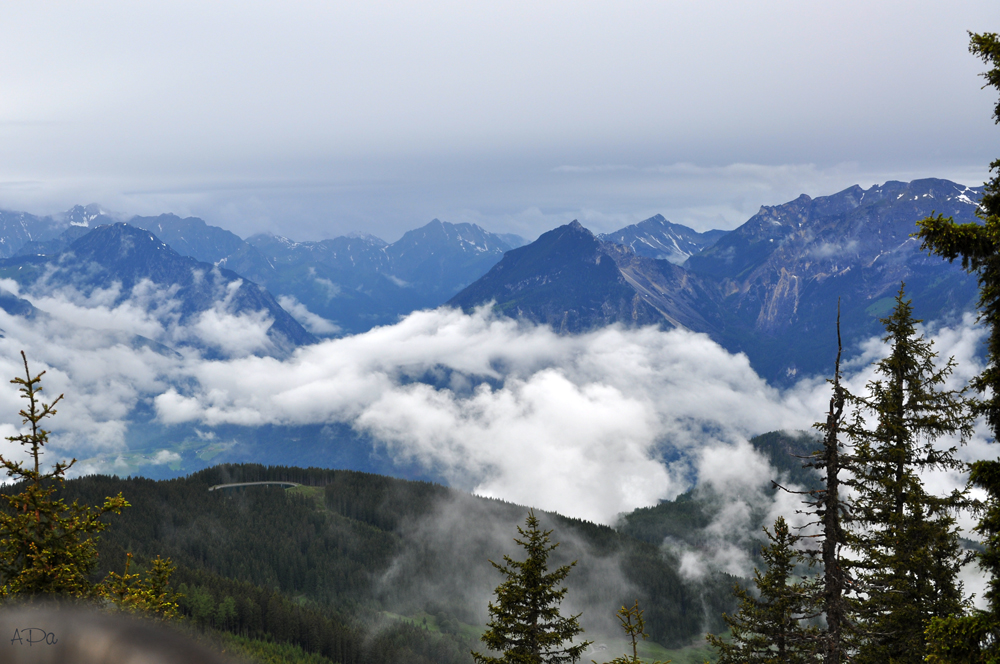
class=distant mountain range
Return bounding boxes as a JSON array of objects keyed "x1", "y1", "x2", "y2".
[
  {"x1": 0, "y1": 208, "x2": 532, "y2": 342},
  {"x1": 598, "y1": 214, "x2": 727, "y2": 264},
  {"x1": 0, "y1": 223, "x2": 314, "y2": 357},
  {"x1": 451, "y1": 178, "x2": 982, "y2": 383},
  {"x1": 0, "y1": 177, "x2": 983, "y2": 382},
  {"x1": 241, "y1": 219, "x2": 526, "y2": 333},
  {"x1": 0, "y1": 204, "x2": 732, "y2": 349}
]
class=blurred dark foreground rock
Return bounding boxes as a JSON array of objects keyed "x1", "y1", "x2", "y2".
[{"x1": 0, "y1": 603, "x2": 235, "y2": 664}]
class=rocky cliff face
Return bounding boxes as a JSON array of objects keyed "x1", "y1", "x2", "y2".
[
  {"x1": 685, "y1": 178, "x2": 982, "y2": 378},
  {"x1": 0, "y1": 210, "x2": 69, "y2": 258}
]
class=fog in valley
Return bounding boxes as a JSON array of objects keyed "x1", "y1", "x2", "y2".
[{"x1": 0, "y1": 280, "x2": 985, "y2": 538}]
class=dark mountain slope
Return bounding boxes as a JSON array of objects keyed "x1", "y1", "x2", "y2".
[
  {"x1": 0, "y1": 287, "x2": 40, "y2": 319},
  {"x1": 449, "y1": 221, "x2": 666, "y2": 332},
  {"x1": 450, "y1": 221, "x2": 734, "y2": 336},
  {"x1": 54, "y1": 464, "x2": 735, "y2": 652}
]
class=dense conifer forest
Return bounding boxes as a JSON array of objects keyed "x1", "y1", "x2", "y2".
[{"x1": 37, "y1": 464, "x2": 739, "y2": 663}]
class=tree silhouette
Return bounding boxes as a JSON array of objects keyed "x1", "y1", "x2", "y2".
[
  {"x1": 601, "y1": 600, "x2": 669, "y2": 664},
  {"x1": 916, "y1": 30, "x2": 1000, "y2": 662}
]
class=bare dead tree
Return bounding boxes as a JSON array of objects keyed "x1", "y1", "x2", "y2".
[{"x1": 775, "y1": 304, "x2": 855, "y2": 662}]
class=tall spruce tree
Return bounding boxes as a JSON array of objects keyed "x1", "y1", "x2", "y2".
[
  {"x1": 0, "y1": 352, "x2": 129, "y2": 598},
  {"x1": 844, "y1": 286, "x2": 972, "y2": 664},
  {"x1": 473, "y1": 510, "x2": 590, "y2": 664},
  {"x1": 917, "y1": 31, "x2": 1000, "y2": 661},
  {"x1": 706, "y1": 516, "x2": 818, "y2": 664}
]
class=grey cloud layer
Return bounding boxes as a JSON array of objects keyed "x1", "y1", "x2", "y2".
[{"x1": 0, "y1": 3, "x2": 995, "y2": 241}]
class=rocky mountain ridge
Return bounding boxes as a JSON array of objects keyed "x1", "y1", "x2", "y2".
[
  {"x1": 1, "y1": 208, "x2": 529, "y2": 338},
  {"x1": 0, "y1": 223, "x2": 315, "y2": 357},
  {"x1": 451, "y1": 178, "x2": 983, "y2": 382},
  {"x1": 0, "y1": 178, "x2": 981, "y2": 381},
  {"x1": 241, "y1": 218, "x2": 526, "y2": 333},
  {"x1": 598, "y1": 213, "x2": 727, "y2": 263}
]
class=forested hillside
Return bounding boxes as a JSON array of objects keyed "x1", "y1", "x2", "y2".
[{"x1": 48, "y1": 464, "x2": 740, "y2": 663}]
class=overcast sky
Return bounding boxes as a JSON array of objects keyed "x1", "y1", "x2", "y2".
[{"x1": 1, "y1": 2, "x2": 997, "y2": 242}]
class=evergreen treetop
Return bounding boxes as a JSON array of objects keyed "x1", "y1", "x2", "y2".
[
  {"x1": 844, "y1": 286, "x2": 972, "y2": 664},
  {"x1": 473, "y1": 510, "x2": 591, "y2": 664},
  {"x1": 601, "y1": 600, "x2": 669, "y2": 664},
  {"x1": 0, "y1": 351, "x2": 128, "y2": 598},
  {"x1": 916, "y1": 32, "x2": 1000, "y2": 437},
  {"x1": 707, "y1": 516, "x2": 818, "y2": 664},
  {"x1": 917, "y1": 30, "x2": 1000, "y2": 662}
]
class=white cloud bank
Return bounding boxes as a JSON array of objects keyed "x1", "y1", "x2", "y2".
[
  {"x1": 149, "y1": 305, "x2": 987, "y2": 524},
  {"x1": 0, "y1": 285, "x2": 987, "y2": 527}
]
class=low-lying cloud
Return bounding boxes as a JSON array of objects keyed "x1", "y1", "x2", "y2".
[
  {"x1": 276, "y1": 295, "x2": 340, "y2": 335},
  {"x1": 0, "y1": 285, "x2": 987, "y2": 528},
  {"x1": 148, "y1": 307, "x2": 815, "y2": 522},
  {"x1": 153, "y1": 305, "x2": 986, "y2": 524}
]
